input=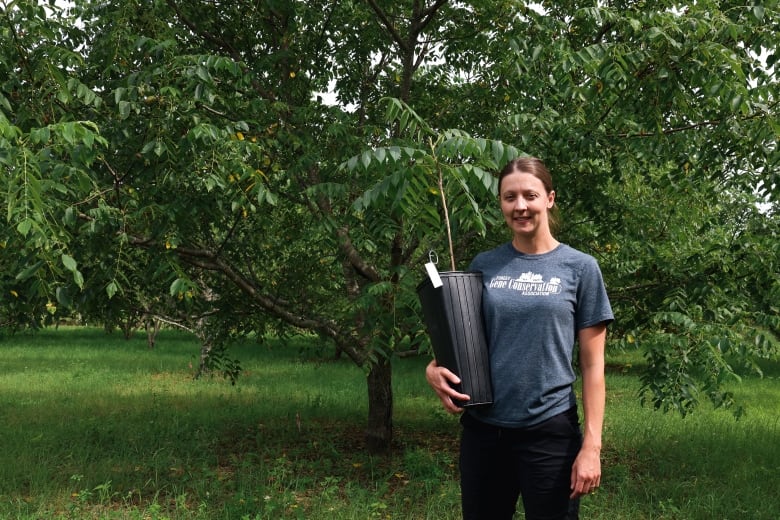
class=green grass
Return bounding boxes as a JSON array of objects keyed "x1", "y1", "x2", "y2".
[
  {"x1": 1, "y1": 327, "x2": 779, "y2": 519},
  {"x1": 594, "y1": 354, "x2": 780, "y2": 520}
]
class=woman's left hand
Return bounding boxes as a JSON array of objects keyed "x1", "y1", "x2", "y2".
[{"x1": 569, "y1": 445, "x2": 601, "y2": 499}]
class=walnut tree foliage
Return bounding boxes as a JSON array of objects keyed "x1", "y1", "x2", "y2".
[{"x1": 1, "y1": 0, "x2": 778, "y2": 450}]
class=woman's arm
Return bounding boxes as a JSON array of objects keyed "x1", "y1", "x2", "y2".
[{"x1": 570, "y1": 322, "x2": 607, "y2": 499}]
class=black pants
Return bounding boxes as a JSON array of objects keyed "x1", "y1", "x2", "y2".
[{"x1": 460, "y1": 408, "x2": 582, "y2": 520}]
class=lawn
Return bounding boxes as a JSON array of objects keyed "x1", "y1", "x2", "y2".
[{"x1": 1, "y1": 327, "x2": 778, "y2": 519}]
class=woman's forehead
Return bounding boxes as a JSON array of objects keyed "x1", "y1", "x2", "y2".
[{"x1": 500, "y1": 172, "x2": 547, "y2": 193}]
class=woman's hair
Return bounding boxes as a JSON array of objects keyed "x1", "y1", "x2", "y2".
[{"x1": 498, "y1": 156, "x2": 560, "y2": 234}]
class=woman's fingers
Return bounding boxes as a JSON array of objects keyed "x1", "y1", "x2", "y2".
[{"x1": 425, "y1": 360, "x2": 470, "y2": 412}]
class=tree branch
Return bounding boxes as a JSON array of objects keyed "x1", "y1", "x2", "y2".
[
  {"x1": 297, "y1": 165, "x2": 382, "y2": 283},
  {"x1": 336, "y1": 227, "x2": 381, "y2": 282},
  {"x1": 365, "y1": 0, "x2": 409, "y2": 53},
  {"x1": 593, "y1": 22, "x2": 614, "y2": 45},
  {"x1": 129, "y1": 236, "x2": 346, "y2": 346},
  {"x1": 418, "y1": 0, "x2": 448, "y2": 31},
  {"x1": 611, "y1": 117, "x2": 728, "y2": 139}
]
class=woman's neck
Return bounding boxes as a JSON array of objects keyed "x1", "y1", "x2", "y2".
[{"x1": 512, "y1": 235, "x2": 559, "y2": 255}]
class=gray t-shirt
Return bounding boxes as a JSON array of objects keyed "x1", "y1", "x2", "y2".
[{"x1": 467, "y1": 242, "x2": 614, "y2": 428}]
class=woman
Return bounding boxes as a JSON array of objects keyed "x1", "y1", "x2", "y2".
[{"x1": 425, "y1": 157, "x2": 613, "y2": 520}]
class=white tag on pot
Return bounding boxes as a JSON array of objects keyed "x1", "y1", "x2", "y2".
[{"x1": 425, "y1": 262, "x2": 443, "y2": 288}]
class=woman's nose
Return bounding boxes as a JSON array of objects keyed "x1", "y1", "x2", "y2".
[{"x1": 514, "y1": 197, "x2": 527, "y2": 211}]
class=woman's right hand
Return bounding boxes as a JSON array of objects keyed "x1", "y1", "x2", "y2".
[{"x1": 425, "y1": 359, "x2": 470, "y2": 413}]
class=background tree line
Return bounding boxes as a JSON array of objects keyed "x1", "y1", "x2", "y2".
[{"x1": 1, "y1": 0, "x2": 778, "y2": 452}]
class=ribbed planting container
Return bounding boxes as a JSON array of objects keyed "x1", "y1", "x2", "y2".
[{"x1": 417, "y1": 271, "x2": 493, "y2": 407}]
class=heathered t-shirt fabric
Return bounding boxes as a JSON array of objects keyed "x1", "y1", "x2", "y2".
[{"x1": 466, "y1": 242, "x2": 614, "y2": 428}]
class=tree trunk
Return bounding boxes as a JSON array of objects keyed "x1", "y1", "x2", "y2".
[
  {"x1": 195, "y1": 332, "x2": 213, "y2": 378},
  {"x1": 144, "y1": 316, "x2": 161, "y2": 349},
  {"x1": 365, "y1": 355, "x2": 393, "y2": 454}
]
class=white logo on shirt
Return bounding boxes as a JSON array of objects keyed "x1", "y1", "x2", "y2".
[{"x1": 488, "y1": 272, "x2": 562, "y2": 296}]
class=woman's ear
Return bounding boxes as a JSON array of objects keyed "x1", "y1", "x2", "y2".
[{"x1": 547, "y1": 190, "x2": 556, "y2": 208}]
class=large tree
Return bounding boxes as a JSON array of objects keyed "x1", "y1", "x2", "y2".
[{"x1": 1, "y1": 0, "x2": 778, "y2": 452}]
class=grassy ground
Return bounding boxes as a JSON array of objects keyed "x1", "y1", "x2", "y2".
[{"x1": 1, "y1": 327, "x2": 778, "y2": 519}]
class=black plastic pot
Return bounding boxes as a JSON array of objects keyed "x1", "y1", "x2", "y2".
[{"x1": 417, "y1": 271, "x2": 493, "y2": 407}]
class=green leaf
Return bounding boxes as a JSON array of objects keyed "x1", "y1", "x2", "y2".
[
  {"x1": 15, "y1": 260, "x2": 44, "y2": 281},
  {"x1": 56, "y1": 286, "x2": 73, "y2": 307},
  {"x1": 30, "y1": 127, "x2": 51, "y2": 144},
  {"x1": 729, "y1": 94, "x2": 743, "y2": 112},
  {"x1": 346, "y1": 155, "x2": 359, "y2": 171},
  {"x1": 60, "y1": 123, "x2": 76, "y2": 145},
  {"x1": 61, "y1": 254, "x2": 84, "y2": 289},
  {"x1": 113, "y1": 87, "x2": 126, "y2": 104},
  {"x1": 0, "y1": 92, "x2": 11, "y2": 112},
  {"x1": 72, "y1": 270, "x2": 84, "y2": 289},
  {"x1": 61, "y1": 253, "x2": 78, "y2": 272},
  {"x1": 118, "y1": 101, "x2": 131, "y2": 120},
  {"x1": 106, "y1": 281, "x2": 119, "y2": 299},
  {"x1": 472, "y1": 166, "x2": 498, "y2": 194},
  {"x1": 646, "y1": 27, "x2": 664, "y2": 41},
  {"x1": 170, "y1": 277, "x2": 191, "y2": 296},
  {"x1": 16, "y1": 219, "x2": 33, "y2": 236},
  {"x1": 360, "y1": 150, "x2": 372, "y2": 170},
  {"x1": 491, "y1": 141, "x2": 505, "y2": 165},
  {"x1": 153, "y1": 140, "x2": 167, "y2": 156},
  {"x1": 195, "y1": 66, "x2": 211, "y2": 82}
]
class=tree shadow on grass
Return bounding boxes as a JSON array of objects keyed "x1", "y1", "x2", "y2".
[{"x1": 3, "y1": 379, "x2": 460, "y2": 516}]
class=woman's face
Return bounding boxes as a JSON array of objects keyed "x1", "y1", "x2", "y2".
[{"x1": 499, "y1": 171, "x2": 555, "y2": 239}]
